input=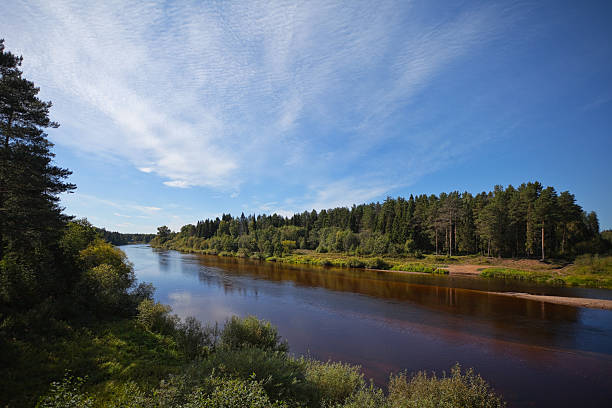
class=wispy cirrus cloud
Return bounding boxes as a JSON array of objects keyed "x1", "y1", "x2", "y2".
[{"x1": 2, "y1": 0, "x2": 523, "y2": 213}]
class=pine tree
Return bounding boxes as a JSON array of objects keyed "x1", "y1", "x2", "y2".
[
  {"x1": 0, "y1": 40, "x2": 75, "y2": 306},
  {"x1": 534, "y1": 187, "x2": 558, "y2": 261}
]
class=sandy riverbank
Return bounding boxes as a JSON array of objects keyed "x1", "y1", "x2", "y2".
[{"x1": 488, "y1": 292, "x2": 612, "y2": 310}]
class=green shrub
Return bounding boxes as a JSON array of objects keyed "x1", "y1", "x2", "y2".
[
  {"x1": 36, "y1": 374, "x2": 93, "y2": 408},
  {"x1": 137, "y1": 299, "x2": 178, "y2": 335},
  {"x1": 221, "y1": 316, "x2": 288, "y2": 353},
  {"x1": 337, "y1": 384, "x2": 387, "y2": 408},
  {"x1": 571, "y1": 254, "x2": 612, "y2": 274},
  {"x1": 390, "y1": 263, "x2": 439, "y2": 273},
  {"x1": 304, "y1": 359, "x2": 364, "y2": 406},
  {"x1": 346, "y1": 258, "x2": 366, "y2": 268},
  {"x1": 206, "y1": 347, "x2": 313, "y2": 404},
  {"x1": 106, "y1": 382, "x2": 148, "y2": 408},
  {"x1": 175, "y1": 316, "x2": 215, "y2": 361},
  {"x1": 387, "y1": 364, "x2": 505, "y2": 408},
  {"x1": 79, "y1": 240, "x2": 133, "y2": 276},
  {"x1": 184, "y1": 378, "x2": 286, "y2": 408},
  {"x1": 76, "y1": 264, "x2": 134, "y2": 315},
  {"x1": 236, "y1": 248, "x2": 250, "y2": 258},
  {"x1": 366, "y1": 258, "x2": 390, "y2": 270}
]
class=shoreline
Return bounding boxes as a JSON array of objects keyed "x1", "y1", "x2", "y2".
[
  {"x1": 146, "y1": 244, "x2": 612, "y2": 309},
  {"x1": 488, "y1": 291, "x2": 612, "y2": 310},
  {"x1": 370, "y1": 266, "x2": 612, "y2": 310}
]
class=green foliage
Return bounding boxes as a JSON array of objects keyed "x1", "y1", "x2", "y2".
[
  {"x1": 221, "y1": 315, "x2": 288, "y2": 353},
  {"x1": 0, "y1": 40, "x2": 75, "y2": 308},
  {"x1": 479, "y1": 268, "x2": 554, "y2": 284},
  {"x1": 205, "y1": 347, "x2": 313, "y2": 404},
  {"x1": 77, "y1": 264, "x2": 134, "y2": 314},
  {"x1": 346, "y1": 258, "x2": 366, "y2": 268},
  {"x1": 570, "y1": 254, "x2": 612, "y2": 274},
  {"x1": 36, "y1": 373, "x2": 93, "y2": 408},
  {"x1": 137, "y1": 299, "x2": 179, "y2": 335},
  {"x1": 387, "y1": 364, "x2": 505, "y2": 408},
  {"x1": 1, "y1": 318, "x2": 182, "y2": 407},
  {"x1": 335, "y1": 384, "x2": 387, "y2": 408},
  {"x1": 390, "y1": 263, "x2": 440, "y2": 273},
  {"x1": 304, "y1": 359, "x2": 364, "y2": 406},
  {"x1": 366, "y1": 257, "x2": 390, "y2": 270},
  {"x1": 60, "y1": 219, "x2": 101, "y2": 258},
  {"x1": 185, "y1": 378, "x2": 286, "y2": 408},
  {"x1": 175, "y1": 317, "x2": 217, "y2": 361},
  {"x1": 80, "y1": 239, "x2": 133, "y2": 274}
]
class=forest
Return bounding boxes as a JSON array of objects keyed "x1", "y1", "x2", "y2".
[
  {"x1": 153, "y1": 185, "x2": 609, "y2": 261},
  {"x1": 97, "y1": 228, "x2": 156, "y2": 246}
]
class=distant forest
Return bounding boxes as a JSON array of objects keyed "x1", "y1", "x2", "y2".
[
  {"x1": 97, "y1": 228, "x2": 155, "y2": 245},
  {"x1": 153, "y1": 182, "x2": 610, "y2": 260}
]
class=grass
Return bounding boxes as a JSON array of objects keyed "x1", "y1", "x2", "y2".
[
  {"x1": 479, "y1": 256, "x2": 612, "y2": 289},
  {"x1": 0, "y1": 318, "x2": 183, "y2": 407}
]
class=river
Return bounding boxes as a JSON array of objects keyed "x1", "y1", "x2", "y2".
[{"x1": 122, "y1": 244, "x2": 612, "y2": 407}]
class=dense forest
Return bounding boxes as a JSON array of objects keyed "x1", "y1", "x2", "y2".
[
  {"x1": 154, "y1": 185, "x2": 608, "y2": 260},
  {"x1": 97, "y1": 228, "x2": 156, "y2": 246},
  {"x1": 0, "y1": 39, "x2": 509, "y2": 407}
]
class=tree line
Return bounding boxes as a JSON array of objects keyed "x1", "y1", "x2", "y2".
[
  {"x1": 155, "y1": 184, "x2": 608, "y2": 260},
  {"x1": 97, "y1": 228, "x2": 156, "y2": 246}
]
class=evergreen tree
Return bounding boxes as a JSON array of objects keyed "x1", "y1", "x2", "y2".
[
  {"x1": 534, "y1": 187, "x2": 558, "y2": 261},
  {"x1": 0, "y1": 40, "x2": 75, "y2": 306}
]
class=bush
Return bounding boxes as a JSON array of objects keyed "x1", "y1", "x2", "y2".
[
  {"x1": 106, "y1": 382, "x2": 148, "y2": 408},
  {"x1": 387, "y1": 364, "x2": 505, "y2": 408},
  {"x1": 221, "y1": 316, "x2": 288, "y2": 353},
  {"x1": 366, "y1": 258, "x2": 390, "y2": 270},
  {"x1": 236, "y1": 248, "x2": 250, "y2": 258},
  {"x1": 304, "y1": 359, "x2": 364, "y2": 406},
  {"x1": 338, "y1": 384, "x2": 387, "y2": 408},
  {"x1": 571, "y1": 254, "x2": 612, "y2": 274},
  {"x1": 176, "y1": 317, "x2": 216, "y2": 360},
  {"x1": 137, "y1": 299, "x2": 178, "y2": 335},
  {"x1": 79, "y1": 240, "x2": 133, "y2": 277},
  {"x1": 206, "y1": 347, "x2": 313, "y2": 404},
  {"x1": 36, "y1": 373, "x2": 93, "y2": 408},
  {"x1": 184, "y1": 378, "x2": 286, "y2": 408},
  {"x1": 347, "y1": 258, "x2": 366, "y2": 268},
  {"x1": 77, "y1": 264, "x2": 134, "y2": 315}
]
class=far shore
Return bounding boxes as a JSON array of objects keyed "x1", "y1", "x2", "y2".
[{"x1": 367, "y1": 265, "x2": 612, "y2": 310}]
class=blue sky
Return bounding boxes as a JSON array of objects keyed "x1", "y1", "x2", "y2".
[{"x1": 2, "y1": 0, "x2": 611, "y2": 232}]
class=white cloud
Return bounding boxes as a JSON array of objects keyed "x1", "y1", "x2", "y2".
[{"x1": 1, "y1": 0, "x2": 518, "y2": 198}]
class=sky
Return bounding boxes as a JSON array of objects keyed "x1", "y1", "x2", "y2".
[{"x1": 1, "y1": 0, "x2": 611, "y2": 233}]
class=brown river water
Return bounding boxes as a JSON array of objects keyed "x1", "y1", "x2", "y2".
[{"x1": 121, "y1": 245, "x2": 612, "y2": 407}]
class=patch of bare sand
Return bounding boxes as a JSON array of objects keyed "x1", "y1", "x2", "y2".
[
  {"x1": 446, "y1": 264, "x2": 485, "y2": 275},
  {"x1": 490, "y1": 292, "x2": 612, "y2": 310}
]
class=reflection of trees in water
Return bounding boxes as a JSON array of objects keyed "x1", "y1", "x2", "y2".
[{"x1": 189, "y1": 254, "x2": 588, "y2": 352}]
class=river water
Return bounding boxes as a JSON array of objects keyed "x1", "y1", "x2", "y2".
[{"x1": 122, "y1": 245, "x2": 612, "y2": 407}]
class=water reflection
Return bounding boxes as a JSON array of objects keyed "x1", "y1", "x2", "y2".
[{"x1": 126, "y1": 245, "x2": 612, "y2": 408}]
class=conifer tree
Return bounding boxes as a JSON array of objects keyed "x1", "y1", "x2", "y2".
[{"x1": 0, "y1": 40, "x2": 75, "y2": 306}]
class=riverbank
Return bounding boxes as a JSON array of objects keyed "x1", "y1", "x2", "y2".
[
  {"x1": 490, "y1": 292, "x2": 612, "y2": 310},
  {"x1": 150, "y1": 242, "x2": 612, "y2": 289}
]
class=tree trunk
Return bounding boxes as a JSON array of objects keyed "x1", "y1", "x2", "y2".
[
  {"x1": 561, "y1": 227, "x2": 566, "y2": 254},
  {"x1": 487, "y1": 239, "x2": 491, "y2": 257},
  {"x1": 435, "y1": 229, "x2": 438, "y2": 255},
  {"x1": 541, "y1": 223, "x2": 545, "y2": 261},
  {"x1": 445, "y1": 227, "x2": 449, "y2": 256},
  {"x1": 449, "y1": 212, "x2": 452, "y2": 257},
  {"x1": 454, "y1": 219, "x2": 457, "y2": 255}
]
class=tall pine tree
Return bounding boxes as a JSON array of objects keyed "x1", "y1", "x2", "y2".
[{"x1": 0, "y1": 40, "x2": 75, "y2": 307}]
